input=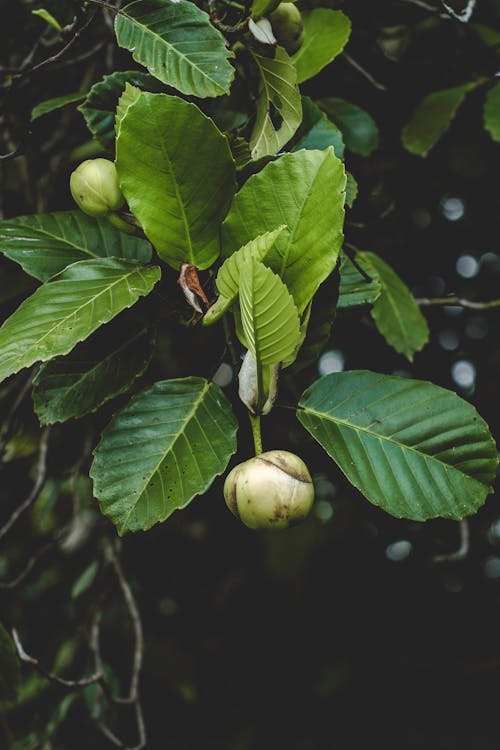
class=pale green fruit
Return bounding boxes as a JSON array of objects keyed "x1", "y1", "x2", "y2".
[
  {"x1": 70, "y1": 158, "x2": 125, "y2": 217},
  {"x1": 269, "y1": 3, "x2": 304, "y2": 54},
  {"x1": 224, "y1": 450, "x2": 314, "y2": 530}
]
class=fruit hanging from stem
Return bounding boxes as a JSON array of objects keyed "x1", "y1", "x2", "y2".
[
  {"x1": 224, "y1": 450, "x2": 314, "y2": 530},
  {"x1": 70, "y1": 158, "x2": 125, "y2": 218}
]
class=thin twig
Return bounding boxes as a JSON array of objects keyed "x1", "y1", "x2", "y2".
[
  {"x1": 0, "y1": 371, "x2": 36, "y2": 459},
  {"x1": 342, "y1": 53, "x2": 387, "y2": 91},
  {"x1": 433, "y1": 519, "x2": 470, "y2": 563},
  {"x1": 416, "y1": 296, "x2": 500, "y2": 310},
  {"x1": 0, "y1": 528, "x2": 67, "y2": 590},
  {"x1": 11, "y1": 628, "x2": 103, "y2": 688},
  {"x1": 0, "y1": 428, "x2": 50, "y2": 541},
  {"x1": 104, "y1": 540, "x2": 143, "y2": 704}
]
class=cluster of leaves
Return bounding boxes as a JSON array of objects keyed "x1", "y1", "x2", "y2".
[{"x1": 0, "y1": 0, "x2": 497, "y2": 543}]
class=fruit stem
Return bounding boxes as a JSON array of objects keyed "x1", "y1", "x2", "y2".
[
  {"x1": 107, "y1": 212, "x2": 137, "y2": 235},
  {"x1": 249, "y1": 413, "x2": 263, "y2": 455}
]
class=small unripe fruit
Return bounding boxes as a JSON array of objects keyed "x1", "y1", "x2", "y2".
[
  {"x1": 224, "y1": 450, "x2": 314, "y2": 530},
  {"x1": 269, "y1": 3, "x2": 304, "y2": 54},
  {"x1": 70, "y1": 158, "x2": 125, "y2": 217}
]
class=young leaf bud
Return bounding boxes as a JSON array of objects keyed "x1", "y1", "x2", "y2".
[
  {"x1": 238, "y1": 350, "x2": 279, "y2": 416},
  {"x1": 269, "y1": 3, "x2": 304, "y2": 54},
  {"x1": 70, "y1": 158, "x2": 125, "y2": 217},
  {"x1": 224, "y1": 450, "x2": 314, "y2": 530}
]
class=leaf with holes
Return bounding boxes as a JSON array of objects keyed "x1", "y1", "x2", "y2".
[
  {"x1": 239, "y1": 259, "x2": 300, "y2": 365},
  {"x1": 363, "y1": 251, "x2": 429, "y2": 361},
  {"x1": 402, "y1": 82, "x2": 479, "y2": 156},
  {"x1": 0, "y1": 259, "x2": 160, "y2": 384},
  {"x1": 32, "y1": 326, "x2": 155, "y2": 424},
  {"x1": 291, "y1": 10, "x2": 351, "y2": 84},
  {"x1": 250, "y1": 47, "x2": 302, "y2": 160},
  {"x1": 0, "y1": 211, "x2": 152, "y2": 282},
  {"x1": 115, "y1": 0, "x2": 234, "y2": 98},
  {"x1": 298, "y1": 370, "x2": 498, "y2": 521},
  {"x1": 116, "y1": 92, "x2": 236, "y2": 269},
  {"x1": 91, "y1": 378, "x2": 238, "y2": 534},
  {"x1": 222, "y1": 149, "x2": 346, "y2": 314}
]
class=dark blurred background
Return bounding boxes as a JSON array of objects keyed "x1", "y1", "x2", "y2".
[{"x1": 1, "y1": 0, "x2": 500, "y2": 748}]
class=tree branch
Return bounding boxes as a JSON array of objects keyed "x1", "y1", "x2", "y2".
[
  {"x1": 433, "y1": 519, "x2": 470, "y2": 563},
  {"x1": 0, "y1": 428, "x2": 51, "y2": 542},
  {"x1": 416, "y1": 296, "x2": 500, "y2": 310},
  {"x1": 11, "y1": 628, "x2": 103, "y2": 688}
]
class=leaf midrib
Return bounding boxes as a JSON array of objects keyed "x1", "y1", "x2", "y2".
[
  {"x1": 119, "y1": 4, "x2": 229, "y2": 93},
  {"x1": 120, "y1": 380, "x2": 211, "y2": 527},
  {"x1": 300, "y1": 404, "x2": 490, "y2": 490}
]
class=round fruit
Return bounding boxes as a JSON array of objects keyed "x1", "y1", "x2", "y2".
[
  {"x1": 70, "y1": 158, "x2": 125, "y2": 217},
  {"x1": 224, "y1": 450, "x2": 314, "y2": 530},
  {"x1": 269, "y1": 3, "x2": 304, "y2": 54}
]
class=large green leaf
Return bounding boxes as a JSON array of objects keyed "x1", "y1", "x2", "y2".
[
  {"x1": 91, "y1": 378, "x2": 238, "y2": 534},
  {"x1": 0, "y1": 211, "x2": 152, "y2": 282},
  {"x1": 32, "y1": 92, "x2": 85, "y2": 121},
  {"x1": 298, "y1": 370, "x2": 498, "y2": 521},
  {"x1": 32, "y1": 326, "x2": 154, "y2": 424},
  {"x1": 293, "y1": 97, "x2": 344, "y2": 157},
  {"x1": 318, "y1": 98, "x2": 379, "y2": 156},
  {"x1": 79, "y1": 71, "x2": 163, "y2": 149},
  {"x1": 402, "y1": 82, "x2": 478, "y2": 156},
  {"x1": 250, "y1": 47, "x2": 302, "y2": 160},
  {"x1": 116, "y1": 92, "x2": 236, "y2": 270},
  {"x1": 115, "y1": 0, "x2": 234, "y2": 98},
  {"x1": 363, "y1": 251, "x2": 429, "y2": 361},
  {"x1": 291, "y1": 10, "x2": 351, "y2": 84},
  {"x1": 239, "y1": 259, "x2": 300, "y2": 366},
  {"x1": 0, "y1": 622, "x2": 20, "y2": 702},
  {"x1": 0, "y1": 259, "x2": 160, "y2": 384},
  {"x1": 222, "y1": 148, "x2": 346, "y2": 314},
  {"x1": 338, "y1": 252, "x2": 381, "y2": 308},
  {"x1": 484, "y1": 81, "x2": 500, "y2": 142}
]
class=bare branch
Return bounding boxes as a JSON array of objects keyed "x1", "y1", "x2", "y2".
[
  {"x1": 0, "y1": 428, "x2": 50, "y2": 542},
  {"x1": 342, "y1": 53, "x2": 387, "y2": 91},
  {"x1": 0, "y1": 528, "x2": 67, "y2": 590},
  {"x1": 11, "y1": 628, "x2": 103, "y2": 688},
  {"x1": 0, "y1": 371, "x2": 36, "y2": 460},
  {"x1": 416, "y1": 296, "x2": 500, "y2": 310}
]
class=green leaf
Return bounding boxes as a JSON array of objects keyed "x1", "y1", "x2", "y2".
[
  {"x1": 91, "y1": 378, "x2": 238, "y2": 534},
  {"x1": 318, "y1": 98, "x2": 379, "y2": 156},
  {"x1": 239, "y1": 259, "x2": 300, "y2": 365},
  {"x1": 250, "y1": 47, "x2": 302, "y2": 160},
  {"x1": 338, "y1": 252, "x2": 381, "y2": 308},
  {"x1": 251, "y1": 0, "x2": 279, "y2": 20},
  {"x1": 0, "y1": 622, "x2": 20, "y2": 702},
  {"x1": 222, "y1": 148, "x2": 346, "y2": 314},
  {"x1": 363, "y1": 251, "x2": 429, "y2": 361},
  {"x1": 32, "y1": 8, "x2": 62, "y2": 32},
  {"x1": 298, "y1": 370, "x2": 498, "y2": 521},
  {"x1": 291, "y1": 10, "x2": 351, "y2": 84},
  {"x1": 345, "y1": 172, "x2": 358, "y2": 208},
  {"x1": 79, "y1": 70, "x2": 162, "y2": 149},
  {"x1": 0, "y1": 210, "x2": 152, "y2": 282},
  {"x1": 208, "y1": 226, "x2": 286, "y2": 319},
  {"x1": 71, "y1": 562, "x2": 99, "y2": 599},
  {"x1": 116, "y1": 92, "x2": 236, "y2": 270},
  {"x1": 115, "y1": 83, "x2": 142, "y2": 138},
  {"x1": 484, "y1": 81, "x2": 500, "y2": 142},
  {"x1": 115, "y1": 0, "x2": 234, "y2": 98},
  {"x1": 0, "y1": 259, "x2": 160, "y2": 384},
  {"x1": 293, "y1": 97, "x2": 344, "y2": 157},
  {"x1": 402, "y1": 82, "x2": 478, "y2": 156},
  {"x1": 31, "y1": 92, "x2": 85, "y2": 122},
  {"x1": 32, "y1": 326, "x2": 154, "y2": 424}
]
